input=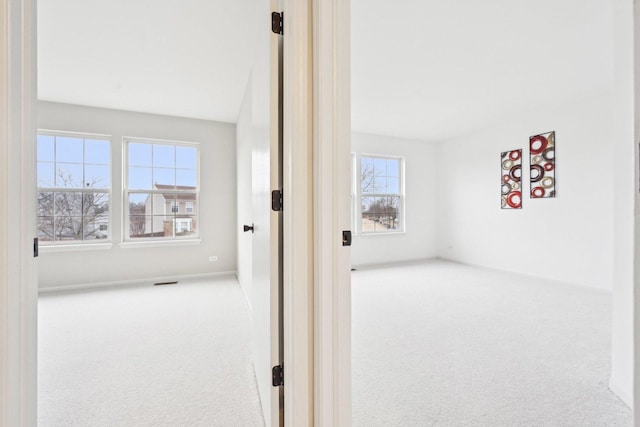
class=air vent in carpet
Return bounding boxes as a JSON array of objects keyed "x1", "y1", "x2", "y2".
[{"x1": 153, "y1": 281, "x2": 178, "y2": 286}]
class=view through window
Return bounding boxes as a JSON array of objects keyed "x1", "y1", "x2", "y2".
[
  {"x1": 37, "y1": 132, "x2": 111, "y2": 244},
  {"x1": 125, "y1": 139, "x2": 199, "y2": 240},
  {"x1": 360, "y1": 155, "x2": 403, "y2": 233}
]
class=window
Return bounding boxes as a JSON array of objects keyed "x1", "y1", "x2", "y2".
[
  {"x1": 36, "y1": 131, "x2": 111, "y2": 244},
  {"x1": 351, "y1": 153, "x2": 357, "y2": 234},
  {"x1": 125, "y1": 138, "x2": 199, "y2": 240},
  {"x1": 360, "y1": 155, "x2": 403, "y2": 234}
]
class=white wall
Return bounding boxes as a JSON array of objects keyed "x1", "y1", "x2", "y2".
[
  {"x1": 610, "y1": 0, "x2": 635, "y2": 409},
  {"x1": 351, "y1": 132, "x2": 438, "y2": 267},
  {"x1": 37, "y1": 101, "x2": 237, "y2": 289},
  {"x1": 436, "y1": 93, "x2": 614, "y2": 291},
  {"x1": 236, "y1": 80, "x2": 253, "y2": 309}
]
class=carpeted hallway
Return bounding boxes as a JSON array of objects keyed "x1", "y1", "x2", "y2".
[{"x1": 352, "y1": 260, "x2": 632, "y2": 426}]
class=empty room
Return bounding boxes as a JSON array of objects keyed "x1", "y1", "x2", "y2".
[
  {"x1": 36, "y1": 0, "x2": 277, "y2": 425},
  {"x1": 350, "y1": 0, "x2": 634, "y2": 426}
]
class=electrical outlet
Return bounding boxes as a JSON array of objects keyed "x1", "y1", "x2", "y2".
[{"x1": 209, "y1": 256, "x2": 218, "y2": 262}]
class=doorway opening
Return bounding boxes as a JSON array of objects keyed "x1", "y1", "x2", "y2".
[
  {"x1": 35, "y1": 0, "x2": 282, "y2": 425},
  {"x1": 350, "y1": 1, "x2": 632, "y2": 425}
]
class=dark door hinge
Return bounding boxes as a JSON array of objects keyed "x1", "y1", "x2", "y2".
[
  {"x1": 272, "y1": 190, "x2": 283, "y2": 212},
  {"x1": 272, "y1": 364, "x2": 284, "y2": 387},
  {"x1": 272, "y1": 11, "x2": 283, "y2": 35},
  {"x1": 33, "y1": 237, "x2": 39, "y2": 257}
]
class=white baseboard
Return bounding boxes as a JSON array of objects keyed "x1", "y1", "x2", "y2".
[
  {"x1": 609, "y1": 377, "x2": 633, "y2": 410},
  {"x1": 235, "y1": 272, "x2": 253, "y2": 318},
  {"x1": 436, "y1": 257, "x2": 612, "y2": 293},
  {"x1": 351, "y1": 256, "x2": 437, "y2": 271},
  {"x1": 38, "y1": 271, "x2": 237, "y2": 294}
]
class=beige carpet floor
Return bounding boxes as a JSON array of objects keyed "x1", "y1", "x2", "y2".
[
  {"x1": 352, "y1": 260, "x2": 632, "y2": 426},
  {"x1": 38, "y1": 275, "x2": 265, "y2": 427}
]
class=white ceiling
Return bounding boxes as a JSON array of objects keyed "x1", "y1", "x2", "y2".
[
  {"x1": 38, "y1": 0, "x2": 614, "y2": 141},
  {"x1": 352, "y1": 0, "x2": 614, "y2": 141},
  {"x1": 38, "y1": 0, "x2": 258, "y2": 123}
]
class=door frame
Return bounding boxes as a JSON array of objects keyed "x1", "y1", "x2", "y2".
[
  {"x1": 0, "y1": 0, "x2": 323, "y2": 426},
  {"x1": 281, "y1": 0, "x2": 314, "y2": 424},
  {"x1": 0, "y1": 0, "x2": 38, "y2": 425},
  {"x1": 311, "y1": 0, "x2": 352, "y2": 425}
]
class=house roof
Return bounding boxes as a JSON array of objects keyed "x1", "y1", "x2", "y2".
[{"x1": 154, "y1": 184, "x2": 197, "y2": 201}]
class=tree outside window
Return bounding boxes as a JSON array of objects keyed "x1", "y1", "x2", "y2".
[
  {"x1": 360, "y1": 156, "x2": 403, "y2": 233},
  {"x1": 36, "y1": 132, "x2": 111, "y2": 243}
]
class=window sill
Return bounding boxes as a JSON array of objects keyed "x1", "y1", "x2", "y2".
[
  {"x1": 39, "y1": 242, "x2": 114, "y2": 254},
  {"x1": 360, "y1": 231, "x2": 406, "y2": 237},
  {"x1": 119, "y1": 239, "x2": 202, "y2": 249}
]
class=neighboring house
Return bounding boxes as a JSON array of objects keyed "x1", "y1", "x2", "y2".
[{"x1": 143, "y1": 184, "x2": 197, "y2": 238}]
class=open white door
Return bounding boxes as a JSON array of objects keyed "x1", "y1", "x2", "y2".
[{"x1": 249, "y1": 2, "x2": 283, "y2": 426}]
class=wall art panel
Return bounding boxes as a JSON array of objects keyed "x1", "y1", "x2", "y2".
[
  {"x1": 530, "y1": 131, "x2": 556, "y2": 198},
  {"x1": 501, "y1": 149, "x2": 522, "y2": 209}
]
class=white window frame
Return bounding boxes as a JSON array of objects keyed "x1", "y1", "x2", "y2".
[
  {"x1": 351, "y1": 153, "x2": 357, "y2": 235},
  {"x1": 36, "y1": 129, "x2": 113, "y2": 246},
  {"x1": 358, "y1": 153, "x2": 405, "y2": 235},
  {"x1": 123, "y1": 137, "x2": 200, "y2": 242}
]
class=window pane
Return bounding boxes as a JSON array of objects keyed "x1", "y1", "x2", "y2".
[
  {"x1": 174, "y1": 215, "x2": 197, "y2": 237},
  {"x1": 153, "y1": 144, "x2": 175, "y2": 168},
  {"x1": 129, "y1": 143, "x2": 152, "y2": 167},
  {"x1": 177, "y1": 194, "x2": 197, "y2": 213},
  {"x1": 129, "y1": 193, "x2": 151, "y2": 216},
  {"x1": 37, "y1": 162, "x2": 55, "y2": 187},
  {"x1": 85, "y1": 139, "x2": 110, "y2": 165},
  {"x1": 373, "y1": 158, "x2": 386, "y2": 176},
  {"x1": 176, "y1": 146, "x2": 197, "y2": 169},
  {"x1": 386, "y1": 177, "x2": 400, "y2": 194},
  {"x1": 151, "y1": 216, "x2": 173, "y2": 237},
  {"x1": 153, "y1": 168, "x2": 175, "y2": 188},
  {"x1": 386, "y1": 159, "x2": 400, "y2": 178},
  {"x1": 129, "y1": 167, "x2": 153, "y2": 190},
  {"x1": 361, "y1": 196, "x2": 400, "y2": 233},
  {"x1": 83, "y1": 214, "x2": 109, "y2": 240},
  {"x1": 37, "y1": 135, "x2": 55, "y2": 162},
  {"x1": 361, "y1": 197, "x2": 375, "y2": 232},
  {"x1": 129, "y1": 216, "x2": 151, "y2": 238},
  {"x1": 55, "y1": 136, "x2": 83, "y2": 163},
  {"x1": 164, "y1": 195, "x2": 178, "y2": 214},
  {"x1": 82, "y1": 192, "x2": 110, "y2": 217},
  {"x1": 38, "y1": 192, "x2": 54, "y2": 216},
  {"x1": 361, "y1": 158, "x2": 376, "y2": 194},
  {"x1": 56, "y1": 163, "x2": 84, "y2": 188},
  {"x1": 55, "y1": 192, "x2": 83, "y2": 217},
  {"x1": 54, "y1": 216, "x2": 83, "y2": 241},
  {"x1": 176, "y1": 169, "x2": 197, "y2": 187},
  {"x1": 37, "y1": 217, "x2": 54, "y2": 241},
  {"x1": 147, "y1": 215, "x2": 197, "y2": 238},
  {"x1": 85, "y1": 164, "x2": 110, "y2": 188}
]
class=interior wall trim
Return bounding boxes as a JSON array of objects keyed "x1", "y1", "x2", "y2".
[{"x1": 38, "y1": 271, "x2": 238, "y2": 294}]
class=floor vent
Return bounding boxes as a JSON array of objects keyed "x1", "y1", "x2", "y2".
[{"x1": 153, "y1": 281, "x2": 178, "y2": 286}]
